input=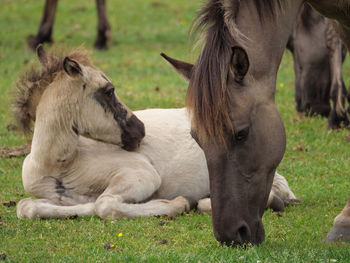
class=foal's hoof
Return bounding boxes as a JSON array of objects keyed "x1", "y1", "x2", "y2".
[
  {"x1": 197, "y1": 198, "x2": 211, "y2": 214},
  {"x1": 171, "y1": 196, "x2": 190, "y2": 213},
  {"x1": 268, "y1": 195, "x2": 285, "y2": 212},
  {"x1": 95, "y1": 195, "x2": 124, "y2": 219},
  {"x1": 17, "y1": 198, "x2": 38, "y2": 219}
]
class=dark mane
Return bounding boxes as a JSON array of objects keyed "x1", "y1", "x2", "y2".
[
  {"x1": 14, "y1": 47, "x2": 92, "y2": 133},
  {"x1": 187, "y1": 0, "x2": 283, "y2": 144}
]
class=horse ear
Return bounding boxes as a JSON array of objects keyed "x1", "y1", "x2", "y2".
[
  {"x1": 160, "y1": 53, "x2": 193, "y2": 82},
  {"x1": 231, "y1": 46, "x2": 249, "y2": 82},
  {"x1": 36, "y1": 44, "x2": 48, "y2": 65},
  {"x1": 63, "y1": 57, "x2": 83, "y2": 77}
]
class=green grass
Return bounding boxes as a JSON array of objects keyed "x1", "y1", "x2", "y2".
[{"x1": 1, "y1": 0, "x2": 350, "y2": 262}]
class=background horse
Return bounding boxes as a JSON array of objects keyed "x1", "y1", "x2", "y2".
[
  {"x1": 27, "y1": 0, "x2": 110, "y2": 50},
  {"x1": 16, "y1": 46, "x2": 297, "y2": 219},
  {"x1": 165, "y1": 0, "x2": 350, "y2": 246},
  {"x1": 287, "y1": 3, "x2": 349, "y2": 129}
]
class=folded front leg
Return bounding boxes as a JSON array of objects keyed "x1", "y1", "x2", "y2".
[
  {"x1": 95, "y1": 168, "x2": 189, "y2": 219},
  {"x1": 17, "y1": 198, "x2": 95, "y2": 219}
]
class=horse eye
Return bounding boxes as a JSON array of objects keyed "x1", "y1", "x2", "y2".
[
  {"x1": 235, "y1": 127, "x2": 249, "y2": 142},
  {"x1": 105, "y1": 88, "x2": 115, "y2": 97}
]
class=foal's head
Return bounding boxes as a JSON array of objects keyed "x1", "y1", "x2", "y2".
[{"x1": 15, "y1": 46, "x2": 145, "y2": 151}]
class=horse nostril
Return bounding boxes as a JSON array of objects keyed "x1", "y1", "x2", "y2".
[
  {"x1": 236, "y1": 224, "x2": 251, "y2": 242},
  {"x1": 215, "y1": 222, "x2": 252, "y2": 246}
]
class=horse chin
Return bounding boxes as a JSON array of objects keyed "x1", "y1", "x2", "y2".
[{"x1": 122, "y1": 141, "x2": 140, "y2": 152}]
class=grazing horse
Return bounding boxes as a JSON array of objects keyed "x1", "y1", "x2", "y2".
[
  {"x1": 28, "y1": 0, "x2": 110, "y2": 50},
  {"x1": 164, "y1": 0, "x2": 350, "y2": 246},
  {"x1": 15, "y1": 46, "x2": 297, "y2": 219},
  {"x1": 287, "y1": 4, "x2": 349, "y2": 129}
]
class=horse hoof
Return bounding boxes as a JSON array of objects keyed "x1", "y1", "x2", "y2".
[
  {"x1": 17, "y1": 198, "x2": 38, "y2": 219},
  {"x1": 27, "y1": 35, "x2": 53, "y2": 51},
  {"x1": 325, "y1": 226, "x2": 350, "y2": 242}
]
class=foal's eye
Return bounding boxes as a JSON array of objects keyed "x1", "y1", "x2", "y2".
[
  {"x1": 105, "y1": 88, "x2": 115, "y2": 97},
  {"x1": 235, "y1": 127, "x2": 249, "y2": 142}
]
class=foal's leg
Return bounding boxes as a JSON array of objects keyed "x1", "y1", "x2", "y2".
[
  {"x1": 17, "y1": 171, "x2": 96, "y2": 219},
  {"x1": 325, "y1": 198, "x2": 350, "y2": 242},
  {"x1": 27, "y1": 0, "x2": 58, "y2": 50},
  {"x1": 95, "y1": 169, "x2": 190, "y2": 219},
  {"x1": 94, "y1": 0, "x2": 111, "y2": 50},
  {"x1": 17, "y1": 199, "x2": 95, "y2": 219}
]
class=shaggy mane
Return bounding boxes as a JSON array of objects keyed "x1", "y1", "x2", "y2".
[
  {"x1": 13, "y1": 47, "x2": 92, "y2": 133},
  {"x1": 187, "y1": 0, "x2": 284, "y2": 144}
]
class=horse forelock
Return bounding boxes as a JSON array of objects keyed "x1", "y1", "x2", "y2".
[
  {"x1": 13, "y1": 47, "x2": 92, "y2": 133},
  {"x1": 187, "y1": 0, "x2": 284, "y2": 145}
]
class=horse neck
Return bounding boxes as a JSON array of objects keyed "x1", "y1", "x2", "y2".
[{"x1": 30, "y1": 80, "x2": 80, "y2": 166}]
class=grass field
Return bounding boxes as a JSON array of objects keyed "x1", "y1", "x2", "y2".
[{"x1": 1, "y1": 0, "x2": 350, "y2": 262}]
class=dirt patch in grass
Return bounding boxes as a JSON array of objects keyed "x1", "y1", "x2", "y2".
[{"x1": 0, "y1": 143, "x2": 31, "y2": 158}]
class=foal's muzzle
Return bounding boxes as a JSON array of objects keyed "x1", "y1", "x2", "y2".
[{"x1": 121, "y1": 114, "x2": 145, "y2": 151}]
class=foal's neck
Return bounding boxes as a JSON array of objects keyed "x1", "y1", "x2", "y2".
[{"x1": 30, "y1": 81, "x2": 80, "y2": 167}]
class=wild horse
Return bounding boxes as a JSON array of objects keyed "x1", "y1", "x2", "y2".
[
  {"x1": 163, "y1": 0, "x2": 350, "y2": 245},
  {"x1": 27, "y1": 0, "x2": 110, "y2": 50},
  {"x1": 15, "y1": 46, "x2": 296, "y2": 219},
  {"x1": 287, "y1": 4, "x2": 349, "y2": 129}
]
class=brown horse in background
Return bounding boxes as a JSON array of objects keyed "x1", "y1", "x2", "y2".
[
  {"x1": 287, "y1": 4, "x2": 349, "y2": 129},
  {"x1": 163, "y1": 0, "x2": 350, "y2": 246},
  {"x1": 28, "y1": 0, "x2": 110, "y2": 50}
]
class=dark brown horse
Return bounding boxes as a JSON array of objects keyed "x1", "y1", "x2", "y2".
[
  {"x1": 163, "y1": 0, "x2": 350, "y2": 246},
  {"x1": 287, "y1": 4, "x2": 349, "y2": 129},
  {"x1": 28, "y1": 0, "x2": 110, "y2": 50}
]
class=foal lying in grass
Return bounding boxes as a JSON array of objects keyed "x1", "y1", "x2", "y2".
[{"x1": 15, "y1": 46, "x2": 297, "y2": 219}]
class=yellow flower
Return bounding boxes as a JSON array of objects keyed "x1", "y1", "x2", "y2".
[
  {"x1": 279, "y1": 83, "x2": 284, "y2": 88},
  {"x1": 118, "y1": 232, "x2": 123, "y2": 237},
  {"x1": 180, "y1": 19, "x2": 186, "y2": 25},
  {"x1": 110, "y1": 244, "x2": 115, "y2": 248}
]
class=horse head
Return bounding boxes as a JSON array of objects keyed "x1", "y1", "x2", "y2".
[{"x1": 162, "y1": 48, "x2": 286, "y2": 246}]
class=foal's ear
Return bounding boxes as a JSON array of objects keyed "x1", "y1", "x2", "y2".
[
  {"x1": 231, "y1": 46, "x2": 249, "y2": 82},
  {"x1": 160, "y1": 53, "x2": 193, "y2": 82},
  {"x1": 63, "y1": 57, "x2": 83, "y2": 78},
  {"x1": 36, "y1": 44, "x2": 48, "y2": 65}
]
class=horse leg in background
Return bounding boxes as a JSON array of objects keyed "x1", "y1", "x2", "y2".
[
  {"x1": 325, "y1": 198, "x2": 350, "y2": 242},
  {"x1": 17, "y1": 198, "x2": 95, "y2": 219},
  {"x1": 95, "y1": 169, "x2": 190, "y2": 219},
  {"x1": 94, "y1": 0, "x2": 111, "y2": 50},
  {"x1": 27, "y1": 0, "x2": 58, "y2": 50},
  {"x1": 326, "y1": 21, "x2": 349, "y2": 129},
  {"x1": 197, "y1": 172, "x2": 299, "y2": 213}
]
